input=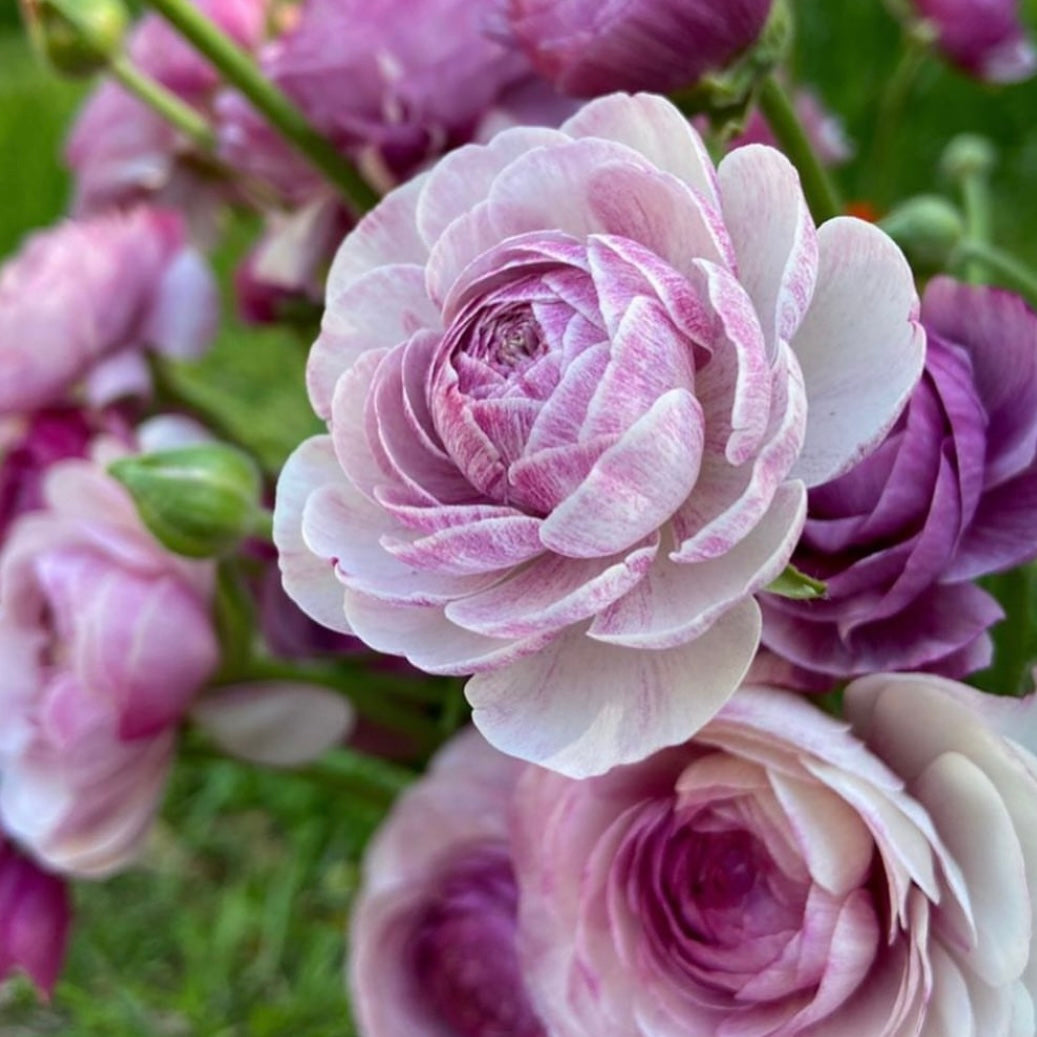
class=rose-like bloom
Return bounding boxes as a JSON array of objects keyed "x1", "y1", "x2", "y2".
[
  {"x1": 348, "y1": 728, "x2": 545, "y2": 1036},
  {"x1": 493, "y1": 0, "x2": 774, "y2": 96},
  {"x1": 513, "y1": 677, "x2": 1037, "y2": 1035},
  {"x1": 66, "y1": 0, "x2": 269, "y2": 219},
  {"x1": 0, "y1": 208, "x2": 217, "y2": 415},
  {"x1": 762, "y1": 278, "x2": 1037, "y2": 686},
  {"x1": 0, "y1": 456, "x2": 219, "y2": 877},
  {"x1": 216, "y1": 0, "x2": 564, "y2": 191},
  {"x1": 276, "y1": 93, "x2": 923, "y2": 777},
  {"x1": 0, "y1": 835, "x2": 70, "y2": 997},
  {"x1": 910, "y1": 0, "x2": 1036, "y2": 82}
]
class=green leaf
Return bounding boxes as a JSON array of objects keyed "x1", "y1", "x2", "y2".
[{"x1": 765, "y1": 564, "x2": 826, "y2": 600}]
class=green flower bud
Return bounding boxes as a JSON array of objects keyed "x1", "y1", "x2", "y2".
[
  {"x1": 879, "y1": 195, "x2": 966, "y2": 276},
  {"x1": 110, "y1": 444, "x2": 264, "y2": 559},
  {"x1": 20, "y1": 0, "x2": 128, "y2": 78},
  {"x1": 940, "y1": 135, "x2": 998, "y2": 184}
]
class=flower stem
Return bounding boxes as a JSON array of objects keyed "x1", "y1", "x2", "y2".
[
  {"x1": 756, "y1": 74, "x2": 842, "y2": 224},
  {"x1": 951, "y1": 240, "x2": 1037, "y2": 310},
  {"x1": 140, "y1": 0, "x2": 379, "y2": 212},
  {"x1": 109, "y1": 54, "x2": 215, "y2": 149},
  {"x1": 976, "y1": 565, "x2": 1037, "y2": 696},
  {"x1": 871, "y1": 32, "x2": 928, "y2": 205}
]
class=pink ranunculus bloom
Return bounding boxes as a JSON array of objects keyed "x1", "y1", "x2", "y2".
[
  {"x1": 911, "y1": 0, "x2": 1036, "y2": 82},
  {"x1": 275, "y1": 93, "x2": 924, "y2": 777},
  {"x1": 493, "y1": 0, "x2": 775, "y2": 96},
  {"x1": 0, "y1": 457, "x2": 219, "y2": 877},
  {"x1": 66, "y1": 0, "x2": 269, "y2": 219},
  {"x1": 348, "y1": 728, "x2": 545, "y2": 1037},
  {"x1": 0, "y1": 207, "x2": 218, "y2": 416},
  {"x1": 0, "y1": 835, "x2": 70, "y2": 998},
  {"x1": 513, "y1": 677, "x2": 1037, "y2": 1035}
]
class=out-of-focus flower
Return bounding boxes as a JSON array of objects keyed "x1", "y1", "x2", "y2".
[
  {"x1": 910, "y1": 0, "x2": 1036, "y2": 82},
  {"x1": 733, "y1": 87, "x2": 852, "y2": 166},
  {"x1": 0, "y1": 836, "x2": 70, "y2": 997},
  {"x1": 275, "y1": 92, "x2": 923, "y2": 778},
  {"x1": 0, "y1": 208, "x2": 218, "y2": 415},
  {"x1": 492, "y1": 0, "x2": 775, "y2": 96},
  {"x1": 762, "y1": 278, "x2": 1037, "y2": 686},
  {"x1": 348, "y1": 728, "x2": 544, "y2": 1037},
  {"x1": 65, "y1": 0, "x2": 269, "y2": 220},
  {"x1": 0, "y1": 456, "x2": 219, "y2": 877},
  {"x1": 216, "y1": 0, "x2": 566, "y2": 190},
  {"x1": 513, "y1": 677, "x2": 1037, "y2": 1035}
]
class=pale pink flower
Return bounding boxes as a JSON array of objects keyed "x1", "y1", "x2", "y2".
[
  {"x1": 0, "y1": 457, "x2": 218, "y2": 877},
  {"x1": 0, "y1": 208, "x2": 217, "y2": 415},
  {"x1": 0, "y1": 836, "x2": 70, "y2": 997},
  {"x1": 275, "y1": 93, "x2": 924, "y2": 777},
  {"x1": 348, "y1": 728, "x2": 544, "y2": 1037},
  {"x1": 514, "y1": 677, "x2": 1037, "y2": 1035}
]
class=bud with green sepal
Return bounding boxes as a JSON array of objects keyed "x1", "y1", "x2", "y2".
[
  {"x1": 20, "y1": 0, "x2": 128, "y2": 77},
  {"x1": 879, "y1": 195, "x2": 965, "y2": 277},
  {"x1": 109, "y1": 443, "x2": 266, "y2": 559}
]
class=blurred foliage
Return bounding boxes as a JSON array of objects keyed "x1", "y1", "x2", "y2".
[{"x1": 2, "y1": 0, "x2": 1037, "y2": 1031}]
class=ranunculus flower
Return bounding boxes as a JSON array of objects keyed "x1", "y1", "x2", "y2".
[
  {"x1": 910, "y1": 0, "x2": 1036, "y2": 82},
  {"x1": 0, "y1": 835, "x2": 70, "y2": 997},
  {"x1": 513, "y1": 677, "x2": 1037, "y2": 1035},
  {"x1": 762, "y1": 278, "x2": 1037, "y2": 686},
  {"x1": 66, "y1": 0, "x2": 269, "y2": 219},
  {"x1": 275, "y1": 92, "x2": 923, "y2": 777},
  {"x1": 0, "y1": 208, "x2": 218, "y2": 415},
  {"x1": 492, "y1": 0, "x2": 775, "y2": 96},
  {"x1": 348, "y1": 728, "x2": 545, "y2": 1037},
  {"x1": 0, "y1": 456, "x2": 219, "y2": 877},
  {"x1": 216, "y1": 0, "x2": 563, "y2": 189}
]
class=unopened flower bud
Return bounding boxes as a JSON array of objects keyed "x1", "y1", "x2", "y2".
[
  {"x1": 879, "y1": 195, "x2": 965, "y2": 275},
  {"x1": 109, "y1": 443, "x2": 263, "y2": 558},
  {"x1": 20, "y1": 0, "x2": 128, "y2": 77},
  {"x1": 940, "y1": 134, "x2": 998, "y2": 183}
]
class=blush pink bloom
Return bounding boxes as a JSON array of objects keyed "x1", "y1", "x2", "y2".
[
  {"x1": 348, "y1": 728, "x2": 545, "y2": 1037},
  {"x1": 911, "y1": 0, "x2": 1036, "y2": 82},
  {"x1": 0, "y1": 836, "x2": 70, "y2": 997},
  {"x1": 65, "y1": 0, "x2": 269, "y2": 219},
  {"x1": 513, "y1": 677, "x2": 1037, "y2": 1035},
  {"x1": 0, "y1": 208, "x2": 218, "y2": 415},
  {"x1": 493, "y1": 0, "x2": 774, "y2": 96},
  {"x1": 275, "y1": 93, "x2": 923, "y2": 777},
  {"x1": 0, "y1": 457, "x2": 219, "y2": 877}
]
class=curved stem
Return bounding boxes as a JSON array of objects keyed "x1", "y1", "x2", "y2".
[
  {"x1": 756, "y1": 74, "x2": 842, "y2": 224},
  {"x1": 871, "y1": 34, "x2": 927, "y2": 205},
  {"x1": 109, "y1": 55, "x2": 215, "y2": 149},
  {"x1": 140, "y1": 0, "x2": 379, "y2": 212},
  {"x1": 951, "y1": 240, "x2": 1037, "y2": 310}
]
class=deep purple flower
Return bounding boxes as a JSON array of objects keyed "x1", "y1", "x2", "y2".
[
  {"x1": 349, "y1": 728, "x2": 544, "y2": 1037},
  {"x1": 493, "y1": 0, "x2": 775, "y2": 96},
  {"x1": 912, "y1": 0, "x2": 1036, "y2": 82},
  {"x1": 0, "y1": 836, "x2": 70, "y2": 997},
  {"x1": 762, "y1": 277, "x2": 1037, "y2": 686}
]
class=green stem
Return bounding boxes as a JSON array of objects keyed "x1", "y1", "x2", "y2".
[
  {"x1": 109, "y1": 54, "x2": 215, "y2": 149},
  {"x1": 959, "y1": 176, "x2": 992, "y2": 283},
  {"x1": 975, "y1": 566, "x2": 1036, "y2": 697},
  {"x1": 756, "y1": 74, "x2": 842, "y2": 224},
  {"x1": 872, "y1": 35, "x2": 927, "y2": 205},
  {"x1": 951, "y1": 240, "x2": 1037, "y2": 309},
  {"x1": 140, "y1": 0, "x2": 379, "y2": 212}
]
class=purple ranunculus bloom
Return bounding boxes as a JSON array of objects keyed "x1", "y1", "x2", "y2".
[
  {"x1": 512, "y1": 676, "x2": 1037, "y2": 1034},
  {"x1": 492, "y1": 0, "x2": 775, "y2": 96},
  {"x1": 762, "y1": 277, "x2": 1037, "y2": 686},
  {"x1": 0, "y1": 208, "x2": 218, "y2": 415},
  {"x1": 274, "y1": 92, "x2": 923, "y2": 778},
  {"x1": 0, "y1": 836, "x2": 70, "y2": 998},
  {"x1": 0, "y1": 453, "x2": 219, "y2": 877},
  {"x1": 216, "y1": 0, "x2": 568, "y2": 192},
  {"x1": 348, "y1": 728, "x2": 544, "y2": 1037},
  {"x1": 912, "y1": 0, "x2": 1036, "y2": 82}
]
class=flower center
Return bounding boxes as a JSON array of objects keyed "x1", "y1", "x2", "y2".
[{"x1": 410, "y1": 848, "x2": 544, "y2": 1037}]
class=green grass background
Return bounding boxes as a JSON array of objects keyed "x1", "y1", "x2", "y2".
[{"x1": 2, "y1": 0, "x2": 1037, "y2": 1033}]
